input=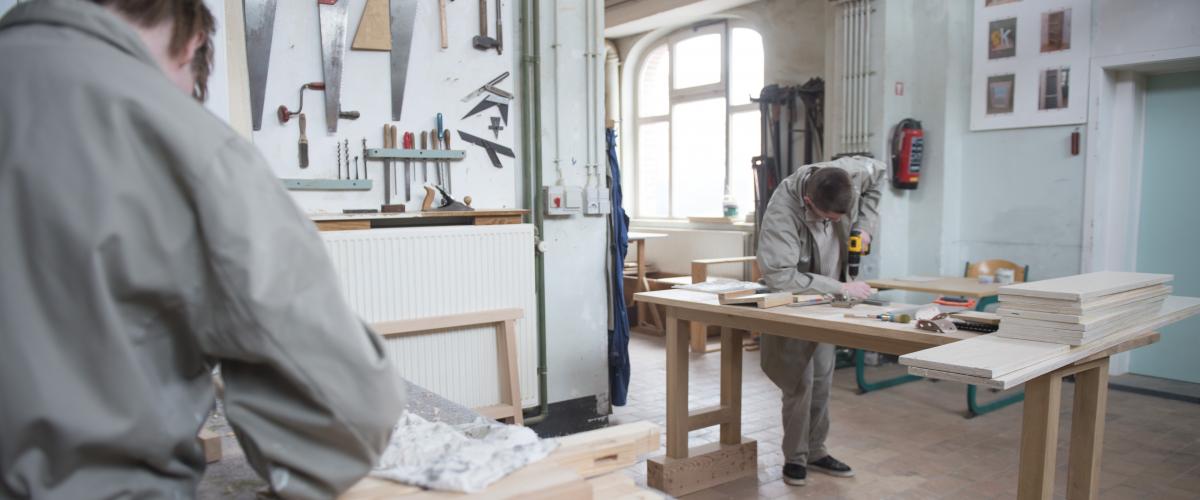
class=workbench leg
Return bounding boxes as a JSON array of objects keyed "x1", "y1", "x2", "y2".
[
  {"x1": 719, "y1": 328, "x2": 743, "y2": 445},
  {"x1": 665, "y1": 309, "x2": 689, "y2": 459},
  {"x1": 1067, "y1": 358, "x2": 1109, "y2": 500},
  {"x1": 1017, "y1": 373, "x2": 1063, "y2": 500},
  {"x1": 497, "y1": 319, "x2": 524, "y2": 425},
  {"x1": 853, "y1": 349, "x2": 921, "y2": 394}
]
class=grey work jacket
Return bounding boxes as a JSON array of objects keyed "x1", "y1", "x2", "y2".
[
  {"x1": 0, "y1": 2, "x2": 404, "y2": 498},
  {"x1": 756, "y1": 157, "x2": 886, "y2": 391}
]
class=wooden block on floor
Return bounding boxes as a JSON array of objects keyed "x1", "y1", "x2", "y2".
[
  {"x1": 197, "y1": 428, "x2": 221, "y2": 463},
  {"x1": 646, "y1": 438, "x2": 756, "y2": 497}
]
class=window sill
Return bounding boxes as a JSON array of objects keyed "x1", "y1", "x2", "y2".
[{"x1": 629, "y1": 217, "x2": 755, "y2": 232}]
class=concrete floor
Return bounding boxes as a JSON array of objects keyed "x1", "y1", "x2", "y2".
[{"x1": 610, "y1": 333, "x2": 1200, "y2": 499}]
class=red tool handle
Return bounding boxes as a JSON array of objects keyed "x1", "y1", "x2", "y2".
[
  {"x1": 403, "y1": 132, "x2": 414, "y2": 149},
  {"x1": 318, "y1": 0, "x2": 338, "y2": 5}
]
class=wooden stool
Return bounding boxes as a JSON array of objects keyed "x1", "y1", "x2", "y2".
[{"x1": 374, "y1": 309, "x2": 525, "y2": 425}]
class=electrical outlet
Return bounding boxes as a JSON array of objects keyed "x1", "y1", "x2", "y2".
[
  {"x1": 583, "y1": 186, "x2": 601, "y2": 215},
  {"x1": 544, "y1": 186, "x2": 580, "y2": 216}
]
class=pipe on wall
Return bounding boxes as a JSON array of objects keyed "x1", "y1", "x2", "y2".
[{"x1": 604, "y1": 40, "x2": 620, "y2": 130}]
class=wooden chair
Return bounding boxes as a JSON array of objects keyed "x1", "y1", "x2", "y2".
[
  {"x1": 373, "y1": 309, "x2": 525, "y2": 424},
  {"x1": 689, "y1": 257, "x2": 761, "y2": 353},
  {"x1": 964, "y1": 259, "x2": 1030, "y2": 311}
]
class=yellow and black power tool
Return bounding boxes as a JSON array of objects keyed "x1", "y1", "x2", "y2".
[{"x1": 848, "y1": 229, "x2": 870, "y2": 279}]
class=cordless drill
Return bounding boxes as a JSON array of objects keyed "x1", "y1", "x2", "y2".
[{"x1": 847, "y1": 229, "x2": 870, "y2": 280}]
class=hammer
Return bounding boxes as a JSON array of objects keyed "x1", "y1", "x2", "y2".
[{"x1": 472, "y1": 0, "x2": 499, "y2": 53}]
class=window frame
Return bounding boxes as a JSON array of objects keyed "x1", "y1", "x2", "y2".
[{"x1": 633, "y1": 20, "x2": 762, "y2": 220}]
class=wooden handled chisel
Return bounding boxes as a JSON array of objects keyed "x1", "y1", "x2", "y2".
[{"x1": 298, "y1": 113, "x2": 309, "y2": 168}]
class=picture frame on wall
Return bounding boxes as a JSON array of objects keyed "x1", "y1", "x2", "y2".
[
  {"x1": 1041, "y1": 9, "x2": 1071, "y2": 53},
  {"x1": 989, "y1": 18, "x2": 1017, "y2": 59},
  {"x1": 987, "y1": 75, "x2": 1016, "y2": 114},
  {"x1": 970, "y1": 0, "x2": 1090, "y2": 130}
]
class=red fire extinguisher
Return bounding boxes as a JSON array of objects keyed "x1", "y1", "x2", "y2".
[{"x1": 890, "y1": 118, "x2": 923, "y2": 190}]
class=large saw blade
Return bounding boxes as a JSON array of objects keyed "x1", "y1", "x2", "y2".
[
  {"x1": 390, "y1": 0, "x2": 418, "y2": 121},
  {"x1": 318, "y1": 0, "x2": 350, "y2": 133},
  {"x1": 243, "y1": 0, "x2": 278, "y2": 131}
]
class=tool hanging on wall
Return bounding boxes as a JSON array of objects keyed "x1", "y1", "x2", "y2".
[
  {"x1": 471, "y1": 0, "x2": 500, "y2": 53},
  {"x1": 244, "y1": 0, "x2": 278, "y2": 131},
  {"x1": 390, "y1": 0, "x2": 419, "y2": 120},
  {"x1": 318, "y1": 0, "x2": 350, "y2": 133},
  {"x1": 343, "y1": 139, "x2": 350, "y2": 178},
  {"x1": 402, "y1": 131, "x2": 414, "y2": 200},
  {"x1": 438, "y1": 0, "x2": 449, "y2": 49},
  {"x1": 298, "y1": 114, "x2": 309, "y2": 168},
  {"x1": 458, "y1": 130, "x2": 513, "y2": 169},
  {"x1": 462, "y1": 72, "x2": 513, "y2": 102},
  {"x1": 278, "y1": 82, "x2": 360, "y2": 124},
  {"x1": 442, "y1": 129, "x2": 453, "y2": 192},
  {"x1": 420, "y1": 131, "x2": 429, "y2": 182},
  {"x1": 336, "y1": 141, "x2": 342, "y2": 179},
  {"x1": 462, "y1": 98, "x2": 509, "y2": 124},
  {"x1": 494, "y1": 0, "x2": 502, "y2": 54},
  {"x1": 382, "y1": 125, "x2": 392, "y2": 204},
  {"x1": 361, "y1": 138, "x2": 369, "y2": 179},
  {"x1": 489, "y1": 117, "x2": 503, "y2": 139},
  {"x1": 430, "y1": 127, "x2": 442, "y2": 186}
]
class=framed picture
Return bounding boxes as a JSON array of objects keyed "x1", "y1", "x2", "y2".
[
  {"x1": 987, "y1": 75, "x2": 1016, "y2": 114},
  {"x1": 970, "y1": 0, "x2": 1090, "y2": 130},
  {"x1": 1041, "y1": 9, "x2": 1071, "y2": 52},
  {"x1": 989, "y1": 18, "x2": 1017, "y2": 59},
  {"x1": 1038, "y1": 67, "x2": 1070, "y2": 110}
]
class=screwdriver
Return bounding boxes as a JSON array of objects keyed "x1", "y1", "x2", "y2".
[
  {"x1": 420, "y1": 131, "x2": 429, "y2": 183},
  {"x1": 442, "y1": 129, "x2": 452, "y2": 193},
  {"x1": 403, "y1": 131, "x2": 414, "y2": 201}
]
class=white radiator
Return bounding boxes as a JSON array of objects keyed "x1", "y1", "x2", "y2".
[{"x1": 321, "y1": 225, "x2": 538, "y2": 409}]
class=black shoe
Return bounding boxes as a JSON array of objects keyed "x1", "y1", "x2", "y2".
[
  {"x1": 808, "y1": 455, "x2": 855, "y2": 477},
  {"x1": 782, "y1": 463, "x2": 807, "y2": 486}
]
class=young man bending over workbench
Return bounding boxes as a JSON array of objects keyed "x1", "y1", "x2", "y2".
[
  {"x1": 756, "y1": 156, "x2": 886, "y2": 486},
  {"x1": 0, "y1": 1, "x2": 403, "y2": 498}
]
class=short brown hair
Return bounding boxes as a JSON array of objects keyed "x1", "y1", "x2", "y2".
[
  {"x1": 91, "y1": 0, "x2": 216, "y2": 101},
  {"x1": 805, "y1": 167, "x2": 853, "y2": 214}
]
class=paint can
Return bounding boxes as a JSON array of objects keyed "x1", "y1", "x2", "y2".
[{"x1": 996, "y1": 268, "x2": 1015, "y2": 285}]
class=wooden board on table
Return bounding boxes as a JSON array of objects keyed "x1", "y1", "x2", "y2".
[
  {"x1": 997, "y1": 271, "x2": 1172, "y2": 302},
  {"x1": 351, "y1": 0, "x2": 390, "y2": 51},
  {"x1": 996, "y1": 302, "x2": 1166, "y2": 345},
  {"x1": 717, "y1": 291, "x2": 792, "y2": 309},
  {"x1": 997, "y1": 286, "x2": 1172, "y2": 319},
  {"x1": 900, "y1": 334, "x2": 1070, "y2": 378},
  {"x1": 905, "y1": 296, "x2": 1200, "y2": 389},
  {"x1": 999, "y1": 299, "x2": 1165, "y2": 333},
  {"x1": 867, "y1": 277, "x2": 1000, "y2": 298},
  {"x1": 341, "y1": 422, "x2": 659, "y2": 499},
  {"x1": 589, "y1": 472, "x2": 663, "y2": 499}
]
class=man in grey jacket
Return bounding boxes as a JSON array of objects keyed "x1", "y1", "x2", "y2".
[
  {"x1": 0, "y1": 1, "x2": 404, "y2": 498},
  {"x1": 756, "y1": 156, "x2": 886, "y2": 486}
]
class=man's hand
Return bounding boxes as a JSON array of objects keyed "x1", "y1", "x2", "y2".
[
  {"x1": 857, "y1": 230, "x2": 871, "y2": 248},
  {"x1": 841, "y1": 281, "x2": 873, "y2": 300}
]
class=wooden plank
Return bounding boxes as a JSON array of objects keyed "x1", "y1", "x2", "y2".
[
  {"x1": 497, "y1": 319, "x2": 523, "y2": 424},
  {"x1": 717, "y1": 291, "x2": 792, "y2": 308},
  {"x1": 998, "y1": 299, "x2": 1164, "y2": 333},
  {"x1": 904, "y1": 297, "x2": 1200, "y2": 388},
  {"x1": 900, "y1": 335, "x2": 1070, "y2": 378},
  {"x1": 309, "y1": 209, "x2": 529, "y2": 222},
  {"x1": 475, "y1": 404, "x2": 519, "y2": 420},
  {"x1": 474, "y1": 216, "x2": 523, "y2": 225},
  {"x1": 719, "y1": 328, "x2": 743, "y2": 445},
  {"x1": 867, "y1": 276, "x2": 1001, "y2": 298},
  {"x1": 553, "y1": 422, "x2": 661, "y2": 479},
  {"x1": 997, "y1": 284, "x2": 1172, "y2": 315},
  {"x1": 343, "y1": 462, "x2": 592, "y2": 499},
  {"x1": 998, "y1": 271, "x2": 1172, "y2": 302},
  {"x1": 646, "y1": 439, "x2": 756, "y2": 497},
  {"x1": 198, "y1": 428, "x2": 221, "y2": 463},
  {"x1": 687, "y1": 405, "x2": 729, "y2": 431},
  {"x1": 1017, "y1": 373, "x2": 1063, "y2": 500},
  {"x1": 589, "y1": 472, "x2": 663, "y2": 499},
  {"x1": 374, "y1": 308, "x2": 523, "y2": 337},
  {"x1": 665, "y1": 312, "x2": 689, "y2": 459},
  {"x1": 1067, "y1": 359, "x2": 1109, "y2": 500},
  {"x1": 692, "y1": 256, "x2": 757, "y2": 266},
  {"x1": 997, "y1": 289, "x2": 1170, "y2": 323},
  {"x1": 316, "y1": 220, "x2": 372, "y2": 231},
  {"x1": 351, "y1": 0, "x2": 391, "y2": 51}
]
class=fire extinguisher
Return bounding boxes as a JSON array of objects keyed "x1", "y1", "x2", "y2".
[{"x1": 890, "y1": 118, "x2": 923, "y2": 190}]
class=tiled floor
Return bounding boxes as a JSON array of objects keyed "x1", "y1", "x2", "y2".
[{"x1": 610, "y1": 333, "x2": 1200, "y2": 499}]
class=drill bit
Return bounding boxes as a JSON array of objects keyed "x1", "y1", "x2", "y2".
[
  {"x1": 361, "y1": 138, "x2": 368, "y2": 179},
  {"x1": 336, "y1": 141, "x2": 342, "y2": 179}
]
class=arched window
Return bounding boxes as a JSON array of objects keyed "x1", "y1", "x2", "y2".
[{"x1": 634, "y1": 22, "x2": 764, "y2": 219}]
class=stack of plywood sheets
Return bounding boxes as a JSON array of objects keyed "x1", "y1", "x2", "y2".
[{"x1": 992, "y1": 271, "x2": 1173, "y2": 345}]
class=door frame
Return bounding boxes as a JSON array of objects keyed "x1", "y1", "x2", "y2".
[{"x1": 1082, "y1": 45, "x2": 1200, "y2": 374}]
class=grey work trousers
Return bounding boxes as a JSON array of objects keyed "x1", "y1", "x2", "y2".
[{"x1": 779, "y1": 341, "x2": 835, "y2": 465}]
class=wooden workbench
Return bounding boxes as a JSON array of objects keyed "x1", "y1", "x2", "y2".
[
  {"x1": 310, "y1": 209, "x2": 528, "y2": 231},
  {"x1": 633, "y1": 288, "x2": 1160, "y2": 499},
  {"x1": 868, "y1": 276, "x2": 1001, "y2": 298}
]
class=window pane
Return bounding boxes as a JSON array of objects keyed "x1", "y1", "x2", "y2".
[
  {"x1": 729, "y1": 110, "x2": 761, "y2": 216},
  {"x1": 638, "y1": 45, "x2": 669, "y2": 117},
  {"x1": 637, "y1": 122, "x2": 670, "y2": 217},
  {"x1": 671, "y1": 98, "x2": 726, "y2": 217},
  {"x1": 729, "y1": 28, "x2": 764, "y2": 106},
  {"x1": 673, "y1": 33, "x2": 721, "y2": 89}
]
